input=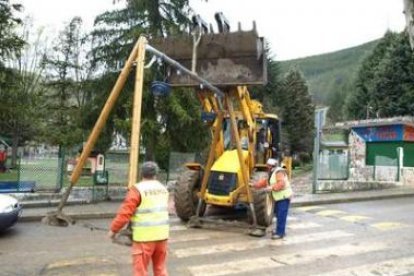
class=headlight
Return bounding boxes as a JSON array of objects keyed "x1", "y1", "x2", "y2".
[{"x1": 0, "y1": 204, "x2": 14, "y2": 213}]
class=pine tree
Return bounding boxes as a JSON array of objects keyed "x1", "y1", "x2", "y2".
[
  {"x1": 345, "y1": 31, "x2": 414, "y2": 119},
  {"x1": 89, "y1": 0, "x2": 207, "y2": 167},
  {"x1": 345, "y1": 31, "x2": 398, "y2": 119},
  {"x1": 281, "y1": 69, "x2": 315, "y2": 154},
  {"x1": 372, "y1": 33, "x2": 414, "y2": 117}
]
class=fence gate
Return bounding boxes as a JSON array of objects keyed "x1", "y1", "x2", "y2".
[{"x1": 318, "y1": 151, "x2": 349, "y2": 180}]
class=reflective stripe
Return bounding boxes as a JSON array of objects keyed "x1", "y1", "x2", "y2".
[
  {"x1": 135, "y1": 206, "x2": 168, "y2": 214},
  {"x1": 132, "y1": 220, "x2": 169, "y2": 227}
]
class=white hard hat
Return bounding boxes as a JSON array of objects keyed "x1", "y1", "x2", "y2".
[{"x1": 266, "y1": 158, "x2": 278, "y2": 167}]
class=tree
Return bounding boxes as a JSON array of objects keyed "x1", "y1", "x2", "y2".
[
  {"x1": 42, "y1": 17, "x2": 93, "y2": 149},
  {"x1": 0, "y1": 0, "x2": 24, "y2": 68},
  {"x1": 371, "y1": 33, "x2": 414, "y2": 117},
  {"x1": 281, "y1": 69, "x2": 315, "y2": 154},
  {"x1": 0, "y1": 19, "x2": 46, "y2": 167},
  {"x1": 403, "y1": 0, "x2": 414, "y2": 49},
  {"x1": 345, "y1": 31, "x2": 398, "y2": 119},
  {"x1": 89, "y1": 0, "x2": 208, "y2": 166}
]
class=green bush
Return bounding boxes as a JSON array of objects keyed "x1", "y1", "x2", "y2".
[{"x1": 298, "y1": 152, "x2": 311, "y2": 164}]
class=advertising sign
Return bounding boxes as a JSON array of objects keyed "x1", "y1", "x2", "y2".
[{"x1": 353, "y1": 125, "x2": 403, "y2": 142}]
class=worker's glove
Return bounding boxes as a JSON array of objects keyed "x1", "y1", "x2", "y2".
[{"x1": 264, "y1": 186, "x2": 273, "y2": 192}]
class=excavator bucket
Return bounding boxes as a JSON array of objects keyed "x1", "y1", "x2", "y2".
[{"x1": 149, "y1": 29, "x2": 267, "y2": 86}]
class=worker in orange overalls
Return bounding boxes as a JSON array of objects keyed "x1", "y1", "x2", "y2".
[
  {"x1": 251, "y1": 158, "x2": 293, "y2": 239},
  {"x1": 108, "y1": 161, "x2": 169, "y2": 276}
]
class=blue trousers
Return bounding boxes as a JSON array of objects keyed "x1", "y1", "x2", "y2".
[{"x1": 274, "y1": 198, "x2": 290, "y2": 236}]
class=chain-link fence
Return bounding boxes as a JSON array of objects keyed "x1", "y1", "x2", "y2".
[
  {"x1": 20, "y1": 154, "x2": 61, "y2": 191},
  {"x1": 1, "y1": 147, "x2": 202, "y2": 193}
]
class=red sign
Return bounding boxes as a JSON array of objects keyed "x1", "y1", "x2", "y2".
[{"x1": 404, "y1": 126, "x2": 414, "y2": 141}]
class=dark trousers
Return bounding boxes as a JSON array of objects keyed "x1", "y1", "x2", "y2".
[{"x1": 274, "y1": 198, "x2": 290, "y2": 236}]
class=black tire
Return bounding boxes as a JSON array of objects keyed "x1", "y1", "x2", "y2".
[
  {"x1": 250, "y1": 171, "x2": 274, "y2": 227},
  {"x1": 174, "y1": 170, "x2": 206, "y2": 221}
]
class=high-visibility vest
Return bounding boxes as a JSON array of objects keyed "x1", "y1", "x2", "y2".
[
  {"x1": 131, "y1": 180, "x2": 169, "y2": 242},
  {"x1": 269, "y1": 168, "x2": 293, "y2": 201}
]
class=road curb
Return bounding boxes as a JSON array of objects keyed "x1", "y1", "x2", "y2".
[
  {"x1": 20, "y1": 212, "x2": 117, "y2": 223},
  {"x1": 291, "y1": 191, "x2": 414, "y2": 207},
  {"x1": 18, "y1": 191, "x2": 414, "y2": 223}
]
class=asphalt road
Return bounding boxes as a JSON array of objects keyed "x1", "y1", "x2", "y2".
[{"x1": 1, "y1": 197, "x2": 414, "y2": 276}]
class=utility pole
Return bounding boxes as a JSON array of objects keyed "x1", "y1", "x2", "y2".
[{"x1": 312, "y1": 107, "x2": 328, "y2": 194}]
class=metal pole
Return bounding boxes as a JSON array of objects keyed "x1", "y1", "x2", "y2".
[
  {"x1": 145, "y1": 44, "x2": 225, "y2": 109},
  {"x1": 312, "y1": 109, "x2": 322, "y2": 194},
  {"x1": 312, "y1": 128, "x2": 320, "y2": 194}
]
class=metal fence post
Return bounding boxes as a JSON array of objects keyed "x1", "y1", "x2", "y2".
[
  {"x1": 56, "y1": 146, "x2": 65, "y2": 192},
  {"x1": 17, "y1": 154, "x2": 21, "y2": 192}
]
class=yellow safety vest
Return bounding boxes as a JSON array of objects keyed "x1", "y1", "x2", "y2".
[
  {"x1": 269, "y1": 168, "x2": 293, "y2": 201},
  {"x1": 131, "y1": 180, "x2": 169, "y2": 242}
]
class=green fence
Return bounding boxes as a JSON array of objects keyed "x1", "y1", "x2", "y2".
[
  {"x1": 1, "y1": 148, "x2": 201, "y2": 193},
  {"x1": 20, "y1": 155, "x2": 61, "y2": 191}
]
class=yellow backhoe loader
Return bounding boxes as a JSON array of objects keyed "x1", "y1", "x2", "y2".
[
  {"x1": 44, "y1": 13, "x2": 291, "y2": 237},
  {"x1": 150, "y1": 15, "x2": 291, "y2": 236}
]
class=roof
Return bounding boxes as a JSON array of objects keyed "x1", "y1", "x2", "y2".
[
  {"x1": 334, "y1": 116, "x2": 414, "y2": 129},
  {"x1": 321, "y1": 141, "x2": 348, "y2": 148}
]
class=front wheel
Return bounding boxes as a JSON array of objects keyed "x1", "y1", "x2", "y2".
[
  {"x1": 250, "y1": 171, "x2": 274, "y2": 227},
  {"x1": 174, "y1": 170, "x2": 206, "y2": 221}
]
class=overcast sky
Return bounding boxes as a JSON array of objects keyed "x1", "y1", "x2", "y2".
[{"x1": 15, "y1": 0, "x2": 406, "y2": 61}]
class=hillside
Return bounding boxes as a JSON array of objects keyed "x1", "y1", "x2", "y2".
[{"x1": 280, "y1": 40, "x2": 379, "y2": 120}]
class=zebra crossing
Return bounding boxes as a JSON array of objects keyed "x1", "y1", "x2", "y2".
[
  {"x1": 296, "y1": 205, "x2": 409, "y2": 230},
  {"x1": 167, "y1": 210, "x2": 414, "y2": 276}
]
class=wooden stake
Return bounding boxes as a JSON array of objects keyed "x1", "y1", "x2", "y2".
[
  {"x1": 69, "y1": 39, "x2": 141, "y2": 186},
  {"x1": 128, "y1": 36, "x2": 147, "y2": 188}
]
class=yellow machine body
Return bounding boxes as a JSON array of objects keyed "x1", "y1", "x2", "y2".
[{"x1": 203, "y1": 150, "x2": 249, "y2": 206}]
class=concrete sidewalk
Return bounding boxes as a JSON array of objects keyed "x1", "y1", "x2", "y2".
[{"x1": 17, "y1": 186, "x2": 414, "y2": 223}]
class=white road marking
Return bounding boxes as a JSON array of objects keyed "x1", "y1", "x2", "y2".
[
  {"x1": 169, "y1": 231, "x2": 235, "y2": 243},
  {"x1": 170, "y1": 225, "x2": 188, "y2": 231},
  {"x1": 339, "y1": 215, "x2": 371, "y2": 222},
  {"x1": 371, "y1": 222, "x2": 408, "y2": 230},
  {"x1": 188, "y1": 242, "x2": 388, "y2": 276},
  {"x1": 315, "y1": 210, "x2": 347, "y2": 217},
  {"x1": 296, "y1": 206, "x2": 324, "y2": 212},
  {"x1": 173, "y1": 230, "x2": 353, "y2": 258},
  {"x1": 313, "y1": 255, "x2": 414, "y2": 276},
  {"x1": 288, "y1": 221, "x2": 321, "y2": 230},
  {"x1": 288, "y1": 216, "x2": 298, "y2": 221}
]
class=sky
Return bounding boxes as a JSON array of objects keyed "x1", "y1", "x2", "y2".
[{"x1": 14, "y1": 0, "x2": 406, "y2": 61}]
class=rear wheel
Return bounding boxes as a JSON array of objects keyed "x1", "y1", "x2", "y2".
[
  {"x1": 250, "y1": 171, "x2": 274, "y2": 227},
  {"x1": 174, "y1": 170, "x2": 206, "y2": 221}
]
